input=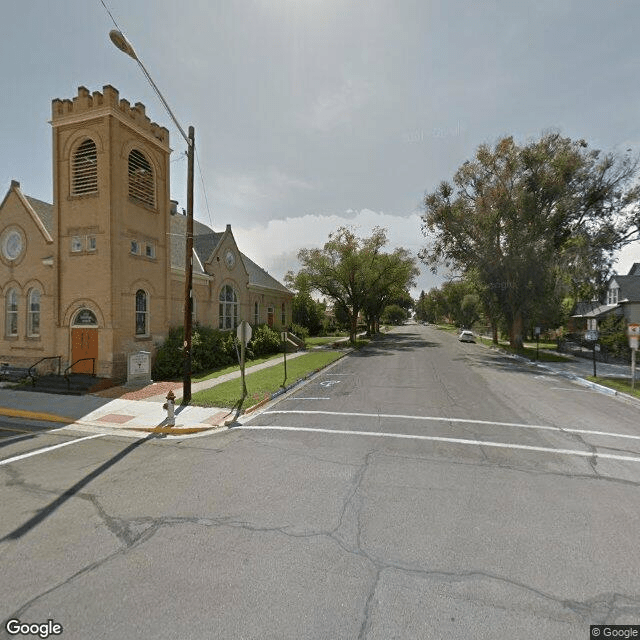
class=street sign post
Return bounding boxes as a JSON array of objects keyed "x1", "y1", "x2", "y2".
[
  {"x1": 534, "y1": 327, "x2": 541, "y2": 361},
  {"x1": 629, "y1": 324, "x2": 639, "y2": 390},
  {"x1": 281, "y1": 331, "x2": 288, "y2": 385},
  {"x1": 584, "y1": 330, "x2": 599, "y2": 378},
  {"x1": 236, "y1": 321, "x2": 252, "y2": 399}
]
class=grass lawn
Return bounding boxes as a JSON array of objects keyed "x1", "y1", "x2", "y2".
[
  {"x1": 473, "y1": 335, "x2": 571, "y2": 362},
  {"x1": 586, "y1": 376, "x2": 640, "y2": 399},
  {"x1": 191, "y1": 352, "x2": 283, "y2": 383},
  {"x1": 190, "y1": 350, "x2": 344, "y2": 409}
]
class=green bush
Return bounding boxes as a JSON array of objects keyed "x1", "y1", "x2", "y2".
[
  {"x1": 152, "y1": 323, "x2": 283, "y2": 380},
  {"x1": 249, "y1": 324, "x2": 282, "y2": 357},
  {"x1": 289, "y1": 323, "x2": 309, "y2": 341},
  {"x1": 152, "y1": 326, "x2": 185, "y2": 380},
  {"x1": 153, "y1": 325, "x2": 238, "y2": 380}
]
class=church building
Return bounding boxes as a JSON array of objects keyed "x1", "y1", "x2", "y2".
[{"x1": 0, "y1": 85, "x2": 292, "y2": 379}]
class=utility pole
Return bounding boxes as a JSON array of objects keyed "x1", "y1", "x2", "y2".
[{"x1": 182, "y1": 126, "x2": 195, "y2": 404}]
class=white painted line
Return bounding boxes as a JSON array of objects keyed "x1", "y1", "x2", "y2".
[
  {"x1": 263, "y1": 410, "x2": 640, "y2": 443},
  {"x1": 0, "y1": 433, "x2": 35, "y2": 445},
  {"x1": 324, "y1": 374, "x2": 353, "y2": 376},
  {"x1": 237, "y1": 425, "x2": 640, "y2": 464},
  {"x1": 287, "y1": 397, "x2": 331, "y2": 401},
  {"x1": 0, "y1": 434, "x2": 106, "y2": 466}
]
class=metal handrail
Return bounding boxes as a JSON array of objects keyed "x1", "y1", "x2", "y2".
[
  {"x1": 64, "y1": 358, "x2": 96, "y2": 390},
  {"x1": 28, "y1": 355, "x2": 62, "y2": 385}
]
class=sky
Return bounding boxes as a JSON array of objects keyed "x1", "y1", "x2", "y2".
[{"x1": 2, "y1": 0, "x2": 640, "y2": 297}]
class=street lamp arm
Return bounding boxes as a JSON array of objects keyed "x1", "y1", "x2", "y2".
[{"x1": 109, "y1": 29, "x2": 190, "y2": 146}]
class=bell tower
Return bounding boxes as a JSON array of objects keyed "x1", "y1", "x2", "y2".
[{"x1": 51, "y1": 85, "x2": 171, "y2": 378}]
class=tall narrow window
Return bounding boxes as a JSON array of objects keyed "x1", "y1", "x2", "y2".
[
  {"x1": 267, "y1": 306, "x2": 274, "y2": 328},
  {"x1": 281, "y1": 302, "x2": 286, "y2": 326},
  {"x1": 27, "y1": 289, "x2": 41, "y2": 337},
  {"x1": 218, "y1": 285, "x2": 238, "y2": 330},
  {"x1": 6, "y1": 288, "x2": 18, "y2": 336},
  {"x1": 72, "y1": 139, "x2": 97, "y2": 195},
  {"x1": 128, "y1": 149, "x2": 155, "y2": 207},
  {"x1": 135, "y1": 290, "x2": 149, "y2": 336},
  {"x1": 254, "y1": 301, "x2": 259, "y2": 325}
]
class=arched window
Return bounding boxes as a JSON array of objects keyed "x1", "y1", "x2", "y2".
[
  {"x1": 218, "y1": 285, "x2": 238, "y2": 330},
  {"x1": 27, "y1": 289, "x2": 41, "y2": 337},
  {"x1": 72, "y1": 139, "x2": 97, "y2": 195},
  {"x1": 281, "y1": 302, "x2": 286, "y2": 326},
  {"x1": 135, "y1": 290, "x2": 149, "y2": 336},
  {"x1": 254, "y1": 301, "x2": 259, "y2": 325},
  {"x1": 128, "y1": 149, "x2": 155, "y2": 207},
  {"x1": 5, "y1": 288, "x2": 18, "y2": 336}
]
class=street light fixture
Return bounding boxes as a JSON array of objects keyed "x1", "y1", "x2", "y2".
[{"x1": 109, "y1": 29, "x2": 195, "y2": 404}]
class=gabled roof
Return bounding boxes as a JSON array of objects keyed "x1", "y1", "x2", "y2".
[
  {"x1": 25, "y1": 195, "x2": 53, "y2": 235},
  {"x1": 612, "y1": 275, "x2": 640, "y2": 303},
  {"x1": 0, "y1": 182, "x2": 53, "y2": 243},
  {"x1": 571, "y1": 301, "x2": 601, "y2": 317},
  {"x1": 169, "y1": 213, "x2": 291, "y2": 294},
  {"x1": 573, "y1": 304, "x2": 618, "y2": 319},
  {"x1": 241, "y1": 252, "x2": 291, "y2": 294}
]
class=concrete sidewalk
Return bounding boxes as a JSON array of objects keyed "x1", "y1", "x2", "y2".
[{"x1": 0, "y1": 350, "x2": 312, "y2": 438}]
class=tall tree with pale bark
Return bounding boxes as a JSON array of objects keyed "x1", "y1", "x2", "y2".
[{"x1": 421, "y1": 133, "x2": 640, "y2": 348}]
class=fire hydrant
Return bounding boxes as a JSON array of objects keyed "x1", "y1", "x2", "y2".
[{"x1": 163, "y1": 390, "x2": 176, "y2": 426}]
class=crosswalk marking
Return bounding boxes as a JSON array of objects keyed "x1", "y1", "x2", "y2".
[
  {"x1": 235, "y1": 425, "x2": 640, "y2": 464},
  {"x1": 261, "y1": 410, "x2": 640, "y2": 443}
]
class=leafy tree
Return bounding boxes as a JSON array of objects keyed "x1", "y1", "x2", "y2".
[
  {"x1": 421, "y1": 134, "x2": 640, "y2": 348},
  {"x1": 284, "y1": 270, "x2": 326, "y2": 336},
  {"x1": 381, "y1": 304, "x2": 408, "y2": 325},
  {"x1": 361, "y1": 249, "x2": 418, "y2": 334},
  {"x1": 296, "y1": 227, "x2": 416, "y2": 343}
]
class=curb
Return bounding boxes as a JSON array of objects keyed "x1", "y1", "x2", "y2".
[
  {"x1": 0, "y1": 407, "x2": 75, "y2": 424},
  {"x1": 481, "y1": 340, "x2": 640, "y2": 404}
]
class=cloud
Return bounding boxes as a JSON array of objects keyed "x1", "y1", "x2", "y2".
[
  {"x1": 232, "y1": 208, "x2": 444, "y2": 298},
  {"x1": 302, "y1": 79, "x2": 373, "y2": 133},
  {"x1": 209, "y1": 168, "x2": 315, "y2": 218}
]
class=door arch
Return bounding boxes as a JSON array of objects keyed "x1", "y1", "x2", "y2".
[{"x1": 71, "y1": 308, "x2": 99, "y2": 373}]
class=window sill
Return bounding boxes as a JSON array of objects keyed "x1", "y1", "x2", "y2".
[{"x1": 128, "y1": 197, "x2": 157, "y2": 213}]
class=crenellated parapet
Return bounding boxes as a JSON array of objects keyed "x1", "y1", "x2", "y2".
[{"x1": 51, "y1": 85, "x2": 169, "y2": 144}]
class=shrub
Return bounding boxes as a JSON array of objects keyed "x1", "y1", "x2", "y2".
[
  {"x1": 152, "y1": 325, "x2": 237, "y2": 379},
  {"x1": 289, "y1": 323, "x2": 309, "y2": 341},
  {"x1": 249, "y1": 324, "x2": 282, "y2": 357}
]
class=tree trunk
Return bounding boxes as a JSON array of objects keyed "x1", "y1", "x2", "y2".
[
  {"x1": 350, "y1": 312, "x2": 358, "y2": 344},
  {"x1": 509, "y1": 310, "x2": 524, "y2": 350}
]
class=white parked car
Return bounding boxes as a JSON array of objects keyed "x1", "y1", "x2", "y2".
[{"x1": 458, "y1": 330, "x2": 476, "y2": 343}]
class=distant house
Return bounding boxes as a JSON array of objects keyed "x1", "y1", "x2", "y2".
[{"x1": 571, "y1": 262, "x2": 640, "y2": 331}]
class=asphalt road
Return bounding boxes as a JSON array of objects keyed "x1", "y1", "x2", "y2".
[{"x1": 1, "y1": 325, "x2": 639, "y2": 639}]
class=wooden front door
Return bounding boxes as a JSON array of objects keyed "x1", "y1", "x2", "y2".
[{"x1": 71, "y1": 328, "x2": 98, "y2": 373}]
